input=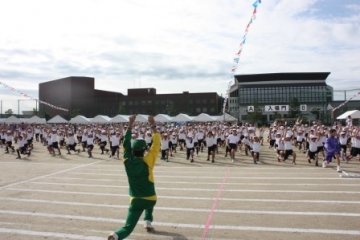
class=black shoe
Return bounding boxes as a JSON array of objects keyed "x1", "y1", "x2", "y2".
[
  {"x1": 190, "y1": 159, "x2": 194, "y2": 162},
  {"x1": 211, "y1": 160, "x2": 214, "y2": 163}
]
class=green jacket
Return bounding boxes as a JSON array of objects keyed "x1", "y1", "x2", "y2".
[{"x1": 123, "y1": 130, "x2": 160, "y2": 201}]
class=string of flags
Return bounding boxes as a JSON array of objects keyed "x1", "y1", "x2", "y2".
[
  {"x1": 223, "y1": 0, "x2": 261, "y2": 114},
  {"x1": 332, "y1": 91, "x2": 360, "y2": 112},
  {"x1": 0, "y1": 81, "x2": 69, "y2": 112}
]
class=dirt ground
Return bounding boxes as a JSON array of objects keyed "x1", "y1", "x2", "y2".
[{"x1": 0, "y1": 138, "x2": 360, "y2": 240}]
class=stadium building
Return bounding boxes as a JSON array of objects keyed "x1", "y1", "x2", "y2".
[{"x1": 228, "y1": 72, "x2": 337, "y2": 123}]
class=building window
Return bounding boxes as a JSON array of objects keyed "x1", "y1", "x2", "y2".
[
  {"x1": 128, "y1": 101, "x2": 133, "y2": 106},
  {"x1": 202, "y1": 99, "x2": 207, "y2": 104},
  {"x1": 196, "y1": 108, "x2": 201, "y2": 113},
  {"x1": 210, "y1": 99, "x2": 215, "y2": 104},
  {"x1": 122, "y1": 101, "x2": 126, "y2": 106},
  {"x1": 202, "y1": 107, "x2": 207, "y2": 112},
  {"x1": 188, "y1": 99, "x2": 193, "y2": 104},
  {"x1": 135, "y1": 101, "x2": 139, "y2": 106},
  {"x1": 196, "y1": 99, "x2": 201, "y2": 104},
  {"x1": 210, "y1": 107, "x2": 215, "y2": 113}
]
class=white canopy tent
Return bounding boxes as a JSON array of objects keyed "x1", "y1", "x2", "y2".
[
  {"x1": 214, "y1": 113, "x2": 237, "y2": 122},
  {"x1": 0, "y1": 118, "x2": 5, "y2": 123},
  {"x1": 135, "y1": 114, "x2": 149, "y2": 122},
  {"x1": 192, "y1": 113, "x2": 216, "y2": 122},
  {"x1": 154, "y1": 114, "x2": 172, "y2": 123},
  {"x1": 110, "y1": 115, "x2": 129, "y2": 123},
  {"x1": 337, "y1": 110, "x2": 360, "y2": 119},
  {"x1": 69, "y1": 115, "x2": 90, "y2": 124},
  {"x1": 5, "y1": 116, "x2": 23, "y2": 124},
  {"x1": 172, "y1": 113, "x2": 193, "y2": 122},
  {"x1": 90, "y1": 115, "x2": 111, "y2": 123},
  {"x1": 48, "y1": 115, "x2": 68, "y2": 123},
  {"x1": 25, "y1": 115, "x2": 46, "y2": 124}
]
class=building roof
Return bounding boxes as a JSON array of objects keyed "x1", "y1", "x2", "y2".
[{"x1": 235, "y1": 72, "x2": 330, "y2": 83}]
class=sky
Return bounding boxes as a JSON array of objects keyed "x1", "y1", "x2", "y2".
[{"x1": 0, "y1": 0, "x2": 359, "y2": 113}]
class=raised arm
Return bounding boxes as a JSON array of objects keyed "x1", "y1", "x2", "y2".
[{"x1": 123, "y1": 115, "x2": 136, "y2": 160}]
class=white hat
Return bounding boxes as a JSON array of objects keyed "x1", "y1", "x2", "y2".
[{"x1": 310, "y1": 135, "x2": 317, "y2": 139}]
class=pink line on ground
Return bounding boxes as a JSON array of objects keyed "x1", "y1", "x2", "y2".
[{"x1": 201, "y1": 167, "x2": 231, "y2": 240}]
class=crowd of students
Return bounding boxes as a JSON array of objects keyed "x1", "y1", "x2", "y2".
[{"x1": 1, "y1": 119, "x2": 359, "y2": 171}]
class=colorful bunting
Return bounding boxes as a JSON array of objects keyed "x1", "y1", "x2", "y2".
[
  {"x1": 332, "y1": 91, "x2": 360, "y2": 112},
  {"x1": 222, "y1": 0, "x2": 261, "y2": 114},
  {"x1": 0, "y1": 81, "x2": 69, "y2": 112}
]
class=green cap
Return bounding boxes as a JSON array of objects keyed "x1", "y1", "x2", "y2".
[{"x1": 132, "y1": 139, "x2": 147, "y2": 151}]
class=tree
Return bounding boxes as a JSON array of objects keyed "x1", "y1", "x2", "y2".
[
  {"x1": 247, "y1": 101, "x2": 262, "y2": 123},
  {"x1": 272, "y1": 111, "x2": 282, "y2": 121},
  {"x1": 5, "y1": 109, "x2": 13, "y2": 117},
  {"x1": 32, "y1": 108, "x2": 38, "y2": 116},
  {"x1": 118, "y1": 106, "x2": 127, "y2": 115},
  {"x1": 167, "y1": 101, "x2": 176, "y2": 116},
  {"x1": 71, "y1": 109, "x2": 82, "y2": 118},
  {"x1": 43, "y1": 112, "x2": 51, "y2": 121},
  {"x1": 289, "y1": 97, "x2": 301, "y2": 118}
]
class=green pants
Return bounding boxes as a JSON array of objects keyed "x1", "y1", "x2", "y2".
[{"x1": 115, "y1": 198, "x2": 156, "y2": 239}]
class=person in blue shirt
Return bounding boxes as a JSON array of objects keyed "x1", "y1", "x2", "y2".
[{"x1": 323, "y1": 129, "x2": 341, "y2": 172}]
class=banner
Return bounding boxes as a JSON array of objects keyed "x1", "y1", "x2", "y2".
[
  {"x1": 222, "y1": 0, "x2": 261, "y2": 113},
  {"x1": 0, "y1": 81, "x2": 69, "y2": 112},
  {"x1": 332, "y1": 91, "x2": 360, "y2": 112}
]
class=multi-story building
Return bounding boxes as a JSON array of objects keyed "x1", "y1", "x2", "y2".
[{"x1": 39, "y1": 76, "x2": 221, "y2": 119}]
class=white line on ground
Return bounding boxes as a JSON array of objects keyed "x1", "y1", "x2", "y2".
[
  {"x1": 1, "y1": 197, "x2": 360, "y2": 217},
  {"x1": 46, "y1": 177, "x2": 360, "y2": 186},
  {"x1": 62, "y1": 172, "x2": 349, "y2": 180},
  {"x1": 0, "y1": 161, "x2": 103, "y2": 190},
  {"x1": 0, "y1": 227, "x2": 105, "y2": 240},
  {"x1": 0, "y1": 210, "x2": 359, "y2": 235},
  {"x1": 5, "y1": 188, "x2": 360, "y2": 204},
  {"x1": 26, "y1": 181, "x2": 360, "y2": 194}
]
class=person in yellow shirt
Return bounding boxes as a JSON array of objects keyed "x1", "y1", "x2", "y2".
[{"x1": 108, "y1": 115, "x2": 160, "y2": 240}]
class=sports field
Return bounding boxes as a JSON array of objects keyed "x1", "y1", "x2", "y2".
[{"x1": 1, "y1": 141, "x2": 360, "y2": 240}]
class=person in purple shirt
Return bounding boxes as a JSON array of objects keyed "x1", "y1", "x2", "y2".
[{"x1": 323, "y1": 129, "x2": 341, "y2": 172}]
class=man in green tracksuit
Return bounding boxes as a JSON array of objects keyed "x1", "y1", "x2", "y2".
[{"x1": 108, "y1": 115, "x2": 160, "y2": 240}]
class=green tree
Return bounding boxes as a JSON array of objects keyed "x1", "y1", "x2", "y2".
[
  {"x1": 247, "y1": 101, "x2": 262, "y2": 123},
  {"x1": 70, "y1": 109, "x2": 82, "y2": 118},
  {"x1": 32, "y1": 108, "x2": 38, "y2": 116},
  {"x1": 167, "y1": 101, "x2": 176, "y2": 116},
  {"x1": 272, "y1": 111, "x2": 282, "y2": 121},
  {"x1": 5, "y1": 109, "x2": 13, "y2": 117},
  {"x1": 43, "y1": 112, "x2": 51, "y2": 121},
  {"x1": 118, "y1": 106, "x2": 127, "y2": 115},
  {"x1": 289, "y1": 97, "x2": 301, "y2": 118}
]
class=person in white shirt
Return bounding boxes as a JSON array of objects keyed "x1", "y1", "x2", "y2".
[
  {"x1": 338, "y1": 131, "x2": 348, "y2": 161},
  {"x1": 169, "y1": 132, "x2": 178, "y2": 157},
  {"x1": 110, "y1": 132, "x2": 121, "y2": 159},
  {"x1": 51, "y1": 128, "x2": 61, "y2": 156},
  {"x1": 66, "y1": 130, "x2": 80, "y2": 154},
  {"x1": 241, "y1": 133, "x2": 250, "y2": 156},
  {"x1": 160, "y1": 133, "x2": 169, "y2": 162},
  {"x1": 346, "y1": 129, "x2": 360, "y2": 163},
  {"x1": 307, "y1": 135, "x2": 320, "y2": 166},
  {"x1": 284, "y1": 133, "x2": 296, "y2": 165},
  {"x1": 250, "y1": 136, "x2": 261, "y2": 164},
  {"x1": 16, "y1": 134, "x2": 31, "y2": 159},
  {"x1": 227, "y1": 129, "x2": 239, "y2": 163},
  {"x1": 86, "y1": 131, "x2": 95, "y2": 158},
  {"x1": 178, "y1": 129, "x2": 186, "y2": 151},
  {"x1": 99, "y1": 130, "x2": 110, "y2": 155},
  {"x1": 205, "y1": 131, "x2": 216, "y2": 163},
  {"x1": 185, "y1": 133, "x2": 195, "y2": 162},
  {"x1": 5, "y1": 130, "x2": 15, "y2": 153}
]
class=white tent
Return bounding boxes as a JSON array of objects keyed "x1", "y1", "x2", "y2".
[
  {"x1": 192, "y1": 113, "x2": 216, "y2": 122},
  {"x1": 0, "y1": 118, "x2": 6, "y2": 123},
  {"x1": 215, "y1": 113, "x2": 237, "y2": 122},
  {"x1": 110, "y1": 115, "x2": 129, "y2": 123},
  {"x1": 135, "y1": 114, "x2": 149, "y2": 122},
  {"x1": 48, "y1": 115, "x2": 68, "y2": 123},
  {"x1": 154, "y1": 114, "x2": 173, "y2": 123},
  {"x1": 90, "y1": 115, "x2": 111, "y2": 123},
  {"x1": 25, "y1": 115, "x2": 46, "y2": 124},
  {"x1": 337, "y1": 110, "x2": 360, "y2": 119},
  {"x1": 69, "y1": 115, "x2": 90, "y2": 124},
  {"x1": 5, "y1": 116, "x2": 23, "y2": 124},
  {"x1": 172, "y1": 113, "x2": 193, "y2": 122}
]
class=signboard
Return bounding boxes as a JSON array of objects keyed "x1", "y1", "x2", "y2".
[
  {"x1": 300, "y1": 104, "x2": 307, "y2": 111},
  {"x1": 247, "y1": 106, "x2": 254, "y2": 112},
  {"x1": 265, "y1": 105, "x2": 289, "y2": 112}
]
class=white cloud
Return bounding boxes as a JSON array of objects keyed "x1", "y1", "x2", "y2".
[{"x1": 0, "y1": 0, "x2": 359, "y2": 113}]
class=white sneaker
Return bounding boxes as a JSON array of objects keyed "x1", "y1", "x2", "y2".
[
  {"x1": 107, "y1": 232, "x2": 118, "y2": 240},
  {"x1": 144, "y1": 220, "x2": 154, "y2": 231},
  {"x1": 231, "y1": 159, "x2": 234, "y2": 163},
  {"x1": 337, "y1": 166, "x2": 342, "y2": 172},
  {"x1": 322, "y1": 162, "x2": 326, "y2": 168}
]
